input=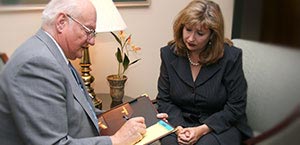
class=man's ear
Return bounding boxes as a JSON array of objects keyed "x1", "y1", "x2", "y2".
[{"x1": 56, "y1": 13, "x2": 67, "y2": 32}]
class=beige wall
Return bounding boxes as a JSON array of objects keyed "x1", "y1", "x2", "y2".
[{"x1": 0, "y1": 0, "x2": 234, "y2": 99}]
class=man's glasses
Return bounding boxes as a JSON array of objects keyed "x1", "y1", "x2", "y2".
[{"x1": 66, "y1": 14, "x2": 97, "y2": 40}]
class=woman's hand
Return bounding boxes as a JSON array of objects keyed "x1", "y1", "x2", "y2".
[
  {"x1": 177, "y1": 124, "x2": 212, "y2": 145},
  {"x1": 156, "y1": 113, "x2": 168, "y2": 122}
]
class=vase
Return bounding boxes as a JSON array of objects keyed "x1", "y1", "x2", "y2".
[{"x1": 106, "y1": 74, "x2": 127, "y2": 107}]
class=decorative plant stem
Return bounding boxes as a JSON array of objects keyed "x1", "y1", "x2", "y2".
[{"x1": 110, "y1": 31, "x2": 141, "y2": 79}]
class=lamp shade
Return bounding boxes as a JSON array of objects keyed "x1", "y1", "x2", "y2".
[{"x1": 90, "y1": 0, "x2": 127, "y2": 33}]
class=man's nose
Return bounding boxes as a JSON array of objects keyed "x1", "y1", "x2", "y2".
[{"x1": 87, "y1": 37, "x2": 96, "y2": 46}]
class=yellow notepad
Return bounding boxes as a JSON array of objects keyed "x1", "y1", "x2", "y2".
[{"x1": 135, "y1": 120, "x2": 176, "y2": 145}]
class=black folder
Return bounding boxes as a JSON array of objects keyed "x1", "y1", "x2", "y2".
[{"x1": 97, "y1": 95, "x2": 176, "y2": 144}]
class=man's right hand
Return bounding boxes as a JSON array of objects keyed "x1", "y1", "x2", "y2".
[{"x1": 110, "y1": 117, "x2": 146, "y2": 145}]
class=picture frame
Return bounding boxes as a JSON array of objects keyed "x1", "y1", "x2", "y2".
[
  {"x1": 0, "y1": 0, "x2": 48, "y2": 12},
  {"x1": 0, "y1": 0, "x2": 150, "y2": 12},
  {"x1": 113, "y1": 0, "x2": 151, "y2": 7}
]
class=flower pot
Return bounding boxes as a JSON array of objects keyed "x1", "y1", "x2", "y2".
[{"x1": 106, "y1": 75, "x2": 127, "y2": 106}]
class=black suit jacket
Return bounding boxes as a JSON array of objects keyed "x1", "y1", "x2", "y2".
[{"x1": 157, "y1": 44, "x2": 253, "y2": 138}]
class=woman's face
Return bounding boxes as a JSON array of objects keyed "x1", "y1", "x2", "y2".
[{"x1": 183, "y1": 23, "x2": 211, "y2": 53}]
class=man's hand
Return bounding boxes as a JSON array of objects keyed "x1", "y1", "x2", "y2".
[{"x1": 110, "y1": 117, "x2": 146, "y2": 145}]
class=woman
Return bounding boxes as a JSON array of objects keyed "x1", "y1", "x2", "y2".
[{"x1": 156, "y1": 0, "x2": 253, "y2": 144}]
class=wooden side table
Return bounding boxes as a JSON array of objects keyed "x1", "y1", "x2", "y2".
[{"x1": 96, "y1": 93, "x2": 134, "y2": 110}]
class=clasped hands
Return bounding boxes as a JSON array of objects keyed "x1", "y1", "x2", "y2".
[
  {"x1": 110, "y1": 113, "x2": 168, "y2": 145},
  {"x1": 175, "y1": 124, "x2": 212, "y2": 145}
]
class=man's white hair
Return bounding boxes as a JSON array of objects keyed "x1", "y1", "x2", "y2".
[{"x1": 41, "y1": 0, "x2": 88, "y2": 26}]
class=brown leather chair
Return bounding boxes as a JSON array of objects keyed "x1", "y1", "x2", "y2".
[
  {"x1": 0, "y1": 52, "x2": 8, "y2": 64},
  {"x1": 0, "y1": 52, "x2": 8, "y2": 71}
]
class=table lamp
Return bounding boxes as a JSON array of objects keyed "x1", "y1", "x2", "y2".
[{"x1": 80, "y1": 0, "x2": 127, "y2": 109}]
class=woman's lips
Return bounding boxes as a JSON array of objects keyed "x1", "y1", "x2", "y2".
[{"x1": 187, "y1": 43, "x2": 196, "y2": 47}]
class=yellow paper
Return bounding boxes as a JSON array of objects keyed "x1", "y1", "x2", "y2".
[{"x1": 135, "y1": 120, "x2": 175, "y2": 145}]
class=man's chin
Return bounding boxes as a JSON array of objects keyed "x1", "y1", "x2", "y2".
[
  {"x1": 69, "y1": 54, "x2": 82, "y2": 60},
  {"x1": 75, "y1": 51, "x2": 83, "y2": 60},
  {"x1": 76, "y1": 55, "x2": 83, "y2": 60}
]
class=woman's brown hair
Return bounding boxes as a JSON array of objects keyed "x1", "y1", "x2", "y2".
[{"x1": 169, "y1": 0, "x2": 232, "y2": 65}]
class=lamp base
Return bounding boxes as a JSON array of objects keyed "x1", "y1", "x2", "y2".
[{"x1": 80, "y1": 47, "x2": 102, "y2": 109}]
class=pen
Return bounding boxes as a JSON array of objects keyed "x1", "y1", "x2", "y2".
[{"x1": 123, "y1": 115, "x2": 129, "y2": 120}]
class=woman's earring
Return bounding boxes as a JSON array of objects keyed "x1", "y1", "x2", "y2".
[{"x1": 207, "y1": 40, "x2": 212, "y2": 48}]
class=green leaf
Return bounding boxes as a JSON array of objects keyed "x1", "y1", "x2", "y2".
[
  {"x1": 110, "y1": 32, "x2": 122, "y2": 47},
  {"x1": 122, "y1": 54, "x2": 130, "y2": 73},
  {"x1": 115, "y1": 47, "x2": 123, "y2": 63},
  {"x1": 129, "y1": 58, "x2": 141, "y2": 65}
]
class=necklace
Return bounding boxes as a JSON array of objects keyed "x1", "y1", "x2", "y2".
[{"x1": 187, "y1": 52, "x2": 200, "y2": 66}]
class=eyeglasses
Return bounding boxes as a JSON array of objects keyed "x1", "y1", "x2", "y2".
[{"x1": 66, "y1": 14, "x2": 97, "y2": 40}]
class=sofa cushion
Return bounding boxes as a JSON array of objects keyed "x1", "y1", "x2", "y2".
[{"x1": 232, "y1": 39, "x2": 300, "y2": 134}]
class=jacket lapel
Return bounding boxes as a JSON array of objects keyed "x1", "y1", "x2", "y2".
[
  {"x1": 68, "y1": 67, "x2": 99, "y2": 131},
  {"x1": 171, "y1": 54, "x2": 222, "y2": 87},
  {"x1": 36, "y1": 29, "x2": 99, "y2": 132},
  {"x1": 195, "y1": 62, "x2": 221, "y2": 87},
  {"x1": 171, "y1": 56, "x2": 194, "y2": 87}
]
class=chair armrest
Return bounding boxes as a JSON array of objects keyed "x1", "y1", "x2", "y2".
[{"x1": 243, "y1": 104, "x2": 300, "y2": 145}]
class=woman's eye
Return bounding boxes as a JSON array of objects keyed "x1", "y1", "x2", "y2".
[
  {"x1": 185, "y1": 27, "x2": 192, "y2": 31},
  {"x1": 197, "y1": 32, "x2": 204, "y2": 36}
]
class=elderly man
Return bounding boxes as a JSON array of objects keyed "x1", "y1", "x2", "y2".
[{"x1": 0, "y1": 0, "x2": 167, "y2": 144}]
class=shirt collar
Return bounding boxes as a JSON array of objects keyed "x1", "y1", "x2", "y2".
[{"x1": 43, "y1": 31, "x2": 69, "y2": 65}]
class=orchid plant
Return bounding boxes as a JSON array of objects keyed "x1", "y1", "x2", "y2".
[{"x1": 110, "y1": 31, "x2": 141, "y2": 79}]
